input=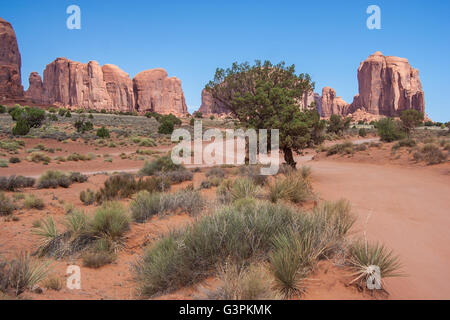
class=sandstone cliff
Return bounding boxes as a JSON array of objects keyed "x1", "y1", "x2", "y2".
[
  {"x1": 349, "y1": 51, "x2": 425, "y2": 116},
  {"x1": 0, "y1": 17, "x2": 23, "y2": 100},
  {"x1": 133, "y1": 68, "x2": 187, "y2": 115}
]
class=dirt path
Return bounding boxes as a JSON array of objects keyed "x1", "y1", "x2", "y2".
[{"x1": 302, "y1": 158, "x2": 450, "y2": 299}]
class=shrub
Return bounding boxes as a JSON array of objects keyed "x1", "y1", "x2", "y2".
[
  {"x1": 27, "y1": 151, "x2": 51, "y2": 163},
  {"x1": 208, "y1": 263, "x2": 280, "y2": 300},
  {"x1": 190, "y1": 118, "x2": 195, "y2": 126},
  {"x1": 421, "y1": 143, "x2": 447, "y2": 165},
  {"x1": 348, "y1": 240, "x2": 403, "y2": 289},
  {"x1": 96, "y1": 126, "x2": 110, "y2": 138},
  {"x1": 130, "y1": 191, "x2": 161, "y2": 223},
  {"x1": 376, "y1": 118, "x2": 405, "y2": 142},
  {"x1": 0, "y1": 159, "x2": 7, "y2": 168},
  {"x1": 135, "y1": 199, "x2": 354, "y2": 296},
  {"x1": 43, "y1": 276, "x2": 63, "y2": 291},
  {"x1": 0, "y1": 176, "x2": 35, "y2": 191},
  {"x1": 5, "y1": 252, "x2": 50, "y2": 296},
  {"x1": 65, "y1": 111, "x2": 72, "y2": 118},
  {"x1": 24, "y1": 107, "x2": 46, "y2": 128},
  {"x1": 392, "y1": 138, "x2": 416, "y2": 151},
  {"x1": 193, "y1": 111, "x2": 203, "y2": 119},
  {"x1": 157, "y1": 170, "x2": 193, "y2": 183},
  {"x1": 358, "y1": 128, "x2": 367, "y2": 137},
  {"x1": 37, "y1": 170, "x2": 72, "y2": 189},
  {"x1": 24, "y1": 195, "x2": 45, "y2": 210},
  {"x1": 267, "y1": 171, "x2": 312, "y2": 204},
  {"x1": 69, "y1": 172, "x2": 88, "y2": 183},
  {"x1": 159, "y1": 189, "x2": 205, "y2": 216},
  {"x1": 238, "y1": 165, "x2": 267, "y2": 186},
  {"x1": 74, "y1": 119, "x2": 93, "y2": 133},
  {"x1": 206, "y1": 167, "x2": 226, "y2": 179},
  {"x1": 139, "y1": 155, "x2": 182, "y2": 176},
  {"x1": 82, "y1": 251, "x2": 115, "y2": 269},
  {"x1": 80, "y1": 189, "x2": 95, "y2": 205},
  {"x1": 230, "y1": 178, "x2": 260, "y2": 202},
  {"x1": 58, "y1": 108, "x2": 67, "y2": 116},
  {"x1": 95, "y1": 174, "x2": 169, "y2": 203},
  {"x1": 90, "y1": 202, "x2": 130, "y2": 240},
  {"x1": 158, "y1": 119, "x2": 174, "y2": 134},
  {"x1": 326, "y1": 141, "x2": 354, "y2": 156},
  {"x1": 0, "y1": 193, "x2": 15, "y2": 216},
  {"x1": 12, "y1": 118, "x2": 30, "y2": 136},
  {"x1": 0, "y1": 105, "x2": 6, "y2": 113},
  {"x1": 9, "y1": 157, "x2": 20, "y2": 164}
]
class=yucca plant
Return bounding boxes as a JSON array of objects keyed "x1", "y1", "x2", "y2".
[
  {"x1": 230, "y1": 178, "x2": 260, "y2": 201},
  {"x1": 348, "y1": 239, "x2": 403, "y2": 290},
  {"x1": 32, "y1": 216, "x2": 59, "y2": 257},
  {"x1": 7, "y1": 252, "x2": 50, "y2": 296}
]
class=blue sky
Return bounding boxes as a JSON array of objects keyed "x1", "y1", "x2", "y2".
[{"x1": 1, "y1": 0, "x2": 449, "y2": 121}]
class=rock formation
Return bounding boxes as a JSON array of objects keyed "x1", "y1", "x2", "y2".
[
  {"x1": 0, "y1": 17, "x2": 23, "y2": 101},
  {"x1": 102, "y1": 64, "x2": 135, "y2": 112},
  {"x1": 133, "y1": 68, "x2": 187, "y2": 115},
  {"x1": 25, "y1": 72, "x2": 48, "y2": 104},
  {"x1": 319, "y1": 87, "x2": 349, "y2": 117},
  {"x1": 198, "y1": 88, "x2": 229, "y2": 115},
  {"x1": 349, "y1": 51, "x2": 425, "y2": 116}
]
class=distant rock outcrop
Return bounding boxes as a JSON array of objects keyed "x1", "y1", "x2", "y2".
[
  {"x1": 102, "y1": 64, "x2": 135, "y2": 112},
  {"x1": 133, "y1": 68, "x2": 187, "y2": 115},
  {"x1": 25, "y1": 72, "x2": 48, "y2": 104},
  {"x1": 349, "y1": 51, "x2": 425, "y2": 116},
  {"x1": 319, "y1": 87, "x2": 349, "y2": 117},
  {"x1": 198, "y1": 88, "x2": 229, "y2": 115},
  {"x1": 0, "y1": 17, "x2": 23, "y2": 101}
]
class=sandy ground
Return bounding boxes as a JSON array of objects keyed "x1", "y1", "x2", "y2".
[
  {"x1": 302, "y1": 157, "x2": 450, "y2": 299},
  {"x1": 1, "y1": 134, "x2": 449, "y2": 300}
]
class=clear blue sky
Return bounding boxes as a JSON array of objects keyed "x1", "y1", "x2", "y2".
[{"x1": 1, "y1": 0, "x2": 449, "y2": 121}]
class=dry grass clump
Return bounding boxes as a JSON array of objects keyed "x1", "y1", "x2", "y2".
[
  {"x1": 82, "y1": 251, "x2": 115, "y2": 269},
  {"x1": 326, "y1": 141, "x2": 354, "y2": 156},
  {"x1": 157, "y1": 170, "x2": 193, "y2": 184},
  {"x1": 80, "y1": 189, "x2": 95, "y2": 205},
  {"x1": 0, "y1": 192, "x2": 16, "y2": 216},
  {"x1": 131, "y1": 188, "x2": 205, "y2": 223},
  {"x1": 206, "y1": 167, "x2": 226, "y2": 179},
  {"x1": 95, "y1": 174, "x2": 170, "y2": 203},
  {"x1": 27, "y1": 151, "x2": 51, "y2": 163},
  {"x1": 204, "y1": 263, "x2": 281, "y2": 300},
  {"x1": 238, "y1": 165, "x2": 267, "y2": 186},
  {"x1": 23, "y1": 194, "x2": 45, "y2": 210},
  {"x1": 216, "y1": 178, "x2": 261, "y2": 203},
  {"x1": 267, "y1": 170, "x2": 313, "y2": 204},
  {"x1": 43, "y1": 276, "x2": 63, "y2": 291},
  {"x1": 419, "y1": 143, "x2": 447, "y2": 165},
  {"x1": 36, "y1": 170, "x2": 72, "y2": 189}
]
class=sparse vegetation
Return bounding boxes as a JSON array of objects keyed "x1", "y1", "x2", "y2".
[
  {"x1": 0, "y1": 176, "x2": 35, "y2": 191},
  {"x1": 23, "y1": 194, "x2": 45, "y2": 210},
  {"x1": 0, "y1": 193, "x2": 16, "y2": 216},
  {"x1": 80, "y1": 189, "x2": 95, "y2": 205}
]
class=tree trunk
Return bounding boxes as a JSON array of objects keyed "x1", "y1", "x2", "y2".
[{"x1": 283, "y1": 147, "x2": 296, "y2": 168}]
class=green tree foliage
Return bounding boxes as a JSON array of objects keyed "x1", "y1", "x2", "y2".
[
  {"x1": 12, "y1": 118, "x2": 30, "y2": 136},
  {"x1": 327, "y1": 114, "x2": 351, "y2": 135},
  {"x1": 400, "y1": 110, "x2": 424, "y2": 137},
  {"x1": 376, "y1": 118, "x2": 405, "y2": 142},
  {"x1": 96, "y1": 126, "x2": 110, "y2": 138},
  {"x1": 206, "y1": 60, "x2": 323, "y2": 167},
  {"x1": 158, "y1": 119, "x2": 175, "y2": 134},
  {"x1": 193, "y1": 111, "x2": 203, "y2": 118},
  {"x1": 74, "y1": 116, "x2": 93, "y2": 133}
]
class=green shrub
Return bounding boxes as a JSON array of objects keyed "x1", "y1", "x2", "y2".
[
  {"x1": 158, "y1": 119, "x2": 174, "y2": 134},
  {"x1": 9, "y1": 157, "x2": 20, "y2": 164},
  {"x1": 206, "y1": 167, "x2": 226, "y2": 178},
  {"x1": 0, "y1": 105, "x2": 6, "y2": 113},
  {"x1": 358, "y1": 128, "x2": 367, "y2": 137},
  {"x1": 193, "y1": 111, "x2": 203, "y2": 119},
  {"x1": 58, "y1": 108, "x2": 67, "y2": 116},
  {"x1": 0, "y1": 159, "x2": 8, "y2": 168},
  {"x1": 12, "y1": 118, "x2": 30, "y2": 136},
  {"x1": 24, "y1": 195, "x2": 45, "y2": 210},
  {"x1": 267, "y1": 171, "x2": 312, "y2": 204},
  {"x1": 130, "y1": 191, "x2": 161, "y2": 223},
  {"x1": 157, "y1": 170, "x2": 193, "y2": 183},
  {"x1": 65, "y1": 111, "x2": 72, "y2": 118},
  {"x1": 134, "y1": 199, "x2": 354, "y2": 296},
  {"x1": 90, "y1": 202, "x2": 130, "y2": 240},
  {"x1": 376, "y1": 118, "x2": 405, "y2": 142},
  {"x1": 96, "y1": 126, "x2": 110, "y2": 138}
]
